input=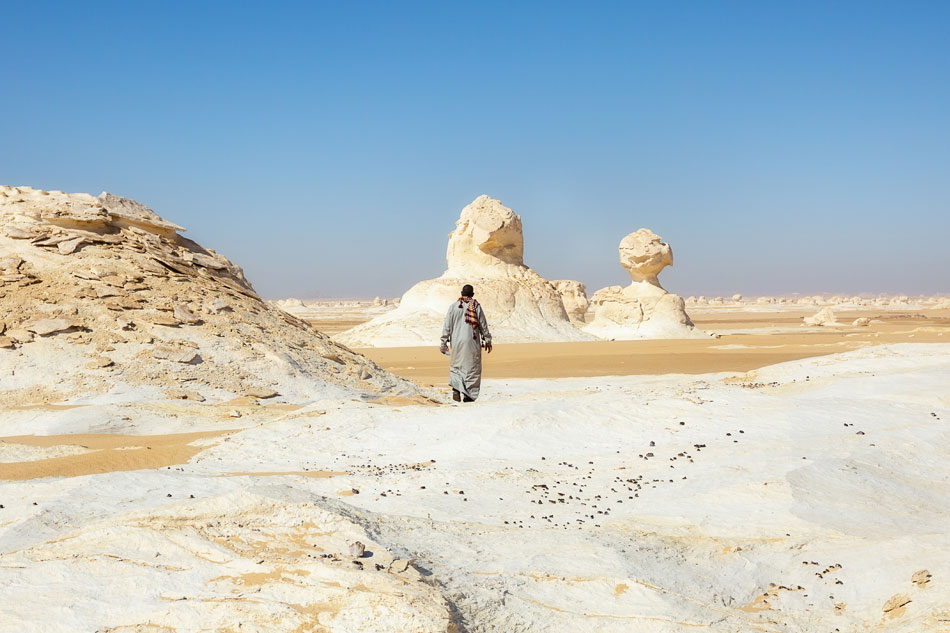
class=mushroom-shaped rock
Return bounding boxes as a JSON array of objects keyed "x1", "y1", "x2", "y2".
[
  {"x1": 583, "y1": 230, "x2": 703, "y2": 340},
  {"x1": 337, "y1": 196, "x2": 593, "y2": 347},
  {"x1": 619, "y1": 229, "x2": 673, "y2": 286}
]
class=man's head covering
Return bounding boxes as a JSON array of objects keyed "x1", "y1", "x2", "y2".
[{"x1": 461, "y1": 284, "x2": 474, "y2": 297}]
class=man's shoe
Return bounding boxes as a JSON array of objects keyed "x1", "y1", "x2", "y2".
[
  {"x1": 452, "y1": 390, "x2": 461, "y2": 402},
  {"x1": 463, "y1": 395, "x2": 474, "y2": 403}
]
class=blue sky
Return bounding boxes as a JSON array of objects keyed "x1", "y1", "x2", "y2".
[{"x1": 2, "y1": 1, "x2": 947, "y2": 298}]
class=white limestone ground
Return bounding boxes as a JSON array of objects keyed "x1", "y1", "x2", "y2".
[
  {"x1": 336, "y1": 195, "x2": 594, "y2": 347},
  {"x1": 2, "y1": 343, "x2": 949, "y2": 632}
]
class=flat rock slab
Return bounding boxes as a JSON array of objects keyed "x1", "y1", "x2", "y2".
[
  {"x1": 208, "y1": 297, "x2": 233, "y2": 313},
  {"x1": 85, "y1": 356, "x2": 114, "y2": 369},
  {"x1": 149, "y1": 315, "x2": 180, "y2": 327},
  {"x1": 3, "y1": 224, "x2": 41, "y2": 239},
  {"x1": 5, "y1": 328, "x2": 34, "y2": 343},
  {"x1": 58, "y1": 237, "x2": 85, "y2": 254},
  {"x1": 166, "y1": 389, "x2": 205, "y2": 402},
  {"x1": 95, "y1": 286, "x2": 123, "y2": 298},
  {"x1": 23, "y1": 318, "x2": 79, "y2": 336},
  {"x1": 173, "y1": 304, "x2": 202, "y2": 324},
  {"x1": 151, "y1": 346, "x2": 200, "y2": 364},
  {"x1": 245, "y1": 388, "x2": 279, "y2": 399}
]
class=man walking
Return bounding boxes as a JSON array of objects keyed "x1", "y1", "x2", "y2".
[{"x1": 440, "y1": 284, "x2": 492, "y2": 402}]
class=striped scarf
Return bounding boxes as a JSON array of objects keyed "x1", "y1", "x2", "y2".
[{"x1": 458, "y1": 296, "x2": 479, "y2": 340}]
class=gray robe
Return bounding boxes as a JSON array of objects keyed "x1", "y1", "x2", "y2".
[{"x1": 440, "y1": 300, "x2": 492, "y2": 400}]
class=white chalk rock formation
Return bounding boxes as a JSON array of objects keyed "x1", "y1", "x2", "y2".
[
  {"x1": 0, "y1": 186, "x2": 419, "y2": 405},
  {"x1": 552, "y1": 280, "x2": 590, "y2": 325},
  {"x1": 583, "y1": 229, "x2": 703, "y2": 340},
  {"x1": 276, "y1": 297, "x2": 305, "y2": 309},
  {"x1": 803, "y1": 307, "x2": 842, "y2": 327},
  {"x1": 337, "y1": 195, "x2": 592, "y2": 347}
]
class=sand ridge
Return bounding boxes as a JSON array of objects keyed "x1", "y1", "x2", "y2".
[{"x1": 0, "y1": 430, "x2": 235, "y2": 481}]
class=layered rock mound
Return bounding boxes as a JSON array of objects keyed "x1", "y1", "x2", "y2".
[
  {"x1": 583, "y1": 229, "x2": 704, "y2": 339},
  {"x1": 337, "y1": 195, "x2": 593, "y2": 347},
  {"x1": 0, "y1": 186, "x2": 419, "y2": 405}
]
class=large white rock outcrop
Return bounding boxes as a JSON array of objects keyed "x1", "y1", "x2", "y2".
[
  {"x1": 583, "y1": 229, "x2": 703, "y2": 339},
  {"x1": 337, "y1": 196, "x2": 592, "y2": 347},
  {"x1": 0, "y1": 186, "x2": 419, "y2": 404}
]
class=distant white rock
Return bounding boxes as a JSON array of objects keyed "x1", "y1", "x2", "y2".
[
  {"x1": 277, "y1": 298, "x2": 305, "y2": 309},
  {"x1": 336, "y1": 196, "x2": 593, "y2": 347},
  {"x1": 852, "y1": 317, "x2": 871, "y2": 327},
  {"x1": 803, "y1": 307, "x2": 842, "y2": 327},
  {"x1": 583, "y1": 229, "x2": 704, "y2": 340}
]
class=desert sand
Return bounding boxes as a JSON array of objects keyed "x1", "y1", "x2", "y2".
[
  {"x1": 332, "y1": 306, "x2": 949, "y2": 383},
  {"x1": 2, "y1": 187, "x2": 949, "y2": 632}
]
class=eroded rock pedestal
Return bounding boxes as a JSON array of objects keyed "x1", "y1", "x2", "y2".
[
  {"x1": 583, "y1": 229, "x2": 703, "y2": 340},
  {"x1": 0, "y1": 186, "x2": 418, "y2": 404},
  {"x1": 337, "y1": 195, "x2": 592, "y2": 347}
]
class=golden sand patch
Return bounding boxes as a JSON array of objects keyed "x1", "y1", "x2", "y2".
[
  {"x1": 912, "y1": 569, "x2": 932, "y2": 587},
  {"x1": 0, "y1": 430, "x2": 235, "y2": 481},
  {"x1": 264, "y1": 403, "x2": 306, "y2": 411},
  {"x1": 614, "y1": 583, "x2": 629, "y2": 597},
  {"x1": 212, "y1": 567, "x2": 310, "y2": 588},
  {"x1": 288, "y1": 601, "x2": 341, "y2": 632},
  {"x1": 205, "y1": 521, "x2": 338, "y2": 561},
  {"x1": 740, "y1": 593, "x2": 773, "y2": 613},
  {"x1": 883, "y1": 593, "x2": 911, "y2": 619},
  {"x1": 8, "y1": 403, "x2": 89, "y2": 411}
]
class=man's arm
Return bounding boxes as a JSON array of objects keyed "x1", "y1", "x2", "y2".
[
  {"x1": 440, "y1": 305, "x2": 453, "y2": 353},
  {"x1": 477, "y1": 305, "x2": 492, "y2": 353}
]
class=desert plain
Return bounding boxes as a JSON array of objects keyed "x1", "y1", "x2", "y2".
[{"x1": 1, "y1": 187, "x2": 949, "y2": 633}]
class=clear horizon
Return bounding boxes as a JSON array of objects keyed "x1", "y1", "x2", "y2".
[{"x1": 2, "y1": 1, "x2": 948, "y2": 298}]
